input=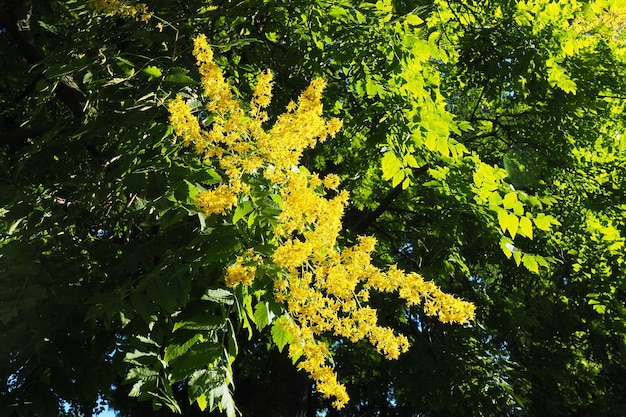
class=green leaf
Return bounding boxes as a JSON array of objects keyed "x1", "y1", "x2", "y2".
[
  {"x1": 172, "y1": 180, "x2": 199, "y2": 205},
  {"x1": 497, "y1": 208, "x2": 508, "y2": 233},
  {"x1": 499, "y1": 237, "x2": 515, "y2": 259},
  {"x1": 505, "y1": 213, "x2": 519, "y2": 239},
  {"x1": 147, "y1": 278, "x2": 178, "y2": 312},
  {"x1": 142, "y1": 65, "x2": 162, "y2": 77},
  {"x1": 165, "y1": 67, "x2": 196, "y2": 84},
  {"x1": 547, "y1": 60, "x2": 577, "y2": 94},
  {"x1": 242, "y1": 292, "x2": 255, "y2": 325},
  {"x1": 519, "y1": 216, "x2": 533, "y2": 239},
  {"x1": 424, "y1": 132, "x2": 436, "y2": 151},
  {"x1": 232, "y1": 200, "x2": 253, "y2": 224},
  {"x1": 392, "y1": 170, "x2": 405, "y2": 187},
  {"x1": 522, "y1": 253, "x2": 539, "y2": 273},
  {"x1": 253, "y1": 301, "x2": 273, "y2": 330},
  {"x1": 381, "y1": 151, "x2": 401, "y2": 180},
  {"x1": 365, "y1": 79, "x2": 378, "y2": 97},
  {"x1": 164, "y1": 333, "x2": 204, "y2": 362},
  {"x1": 188, "y1": 368, "x2": 224, "y2": 404},
  {"x1": 592, "y1": 304, "x2": 607, "y2": 314},
  {"x1": 435, "y1": 136, "x2": 450, "y2": 157},
  {"x1": 405, "y1": 14, "x2": 423, "y2": 26},
  {"x1": 502, "y1": 192, "x2": 517, "y2": 209},
  {"x1": 457, "y1": 120, "x2": 474, "y2": 131},
  {"x1": 126, "y1": 366, "x2": 159, "y2": 380},
  {"x1": 271, "y1": 316, "x2": 293, "y2": 352},
  {"x1": 534, "y1": 213, "x2": 560, "y2": 231},
  {"x1": 488, "y1": 191, "x2": 503, "y2": 207},
  {"x1": 226, "y1": 318, "x2": 238, "y2": 358},
  {"x1": 355, "y1": 9, "x2": 366, "y2": 23},
  {"x1": 202, "y1": 289, "x2": 235, "y2": 305},
  {"x1": 196, "y1": 393, "x2": 208, "y2": 411},
  {"x1": 128, "y1": 380, "x2": 147, "y2": 397},
  {"x1": 215, "y1": 383, "x2": 236, "y2": 417},
  {"x1": 169, "y1": 343, "x2": 222, "y2": 380},
  {"x1": 404, "y1": 154, "x2": 419, "y2": 168},
  {"x1": 173, "y1": 316, "x2": 225, "y2": 332}
]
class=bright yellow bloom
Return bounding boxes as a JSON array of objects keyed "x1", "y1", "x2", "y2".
[
  {"x1": 167, "y1": 35, "x2": 474, "y2": 409},
  {"x1": 194, "y1": 35, "x2": 240, "y2": 115},
  {"x1": 251, "y1": 69, "x2": 273, "y2": 118},
  {"x1": 272, "y1": 239, "x2": 314, "y2": 269},
  {"x1": 168, "y1": 95, "x2": 203, "y2": 147},
  {"x1": 326, "y1": 118, "x2": 343, "y2": 137},
  {"x1": 225, "y1": 257, "x2": 256, "y2": 288},
  {"x1": 323, "y1": 173, "x2": 341, "y2": 189},
  {"x1": 194, "y1": 185, "x2": 238, "y2": 216}
]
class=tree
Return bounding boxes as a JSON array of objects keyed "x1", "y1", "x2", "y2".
[{"x1": 1, "y1": 0, "x2": 626, "y2": 416}]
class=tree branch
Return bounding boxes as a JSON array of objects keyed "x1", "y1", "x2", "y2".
[
  {"x1": 0, "y1": 126, "x2": 48, "y2": 149},
  {"x1": 349, "y1": 165, "x2": 428, "y2": 235}
]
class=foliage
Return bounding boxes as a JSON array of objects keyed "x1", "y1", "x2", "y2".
[{"x1": 1, "y1": 0, "x2": 626, "y2": 416}]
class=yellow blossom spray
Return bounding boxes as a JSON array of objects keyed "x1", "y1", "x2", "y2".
[{"x1": 168, "y1": 34, "x2": 475, "y2": 409}]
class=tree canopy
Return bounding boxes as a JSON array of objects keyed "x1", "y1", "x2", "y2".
[{"x1": 1, "y1": 0, "x2": 626, "y2": 416}]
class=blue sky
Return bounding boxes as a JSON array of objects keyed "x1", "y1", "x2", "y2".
[{"x1": 97, "y1": 408, "x2": 116, "y2": 417}]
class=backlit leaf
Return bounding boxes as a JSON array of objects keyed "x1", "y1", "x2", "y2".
[
  {"x1": 519, "y1": 216, "x2": 533, "y2": 239},
  {"x1": 271, "y1": 316, "x2": 293, "y2": 352},
  {"x1": 522, "y1": 253, "x2": 539, "y2": 274},
  {"x1": 142, "y1": 65, "x2": 162, "y2": 77}
]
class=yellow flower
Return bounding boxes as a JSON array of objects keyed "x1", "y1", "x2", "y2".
[
  {"x1": 168, "y1": 95, "x2": 203, "y2": 147},
  {"x1": 272, "y1": 239, "x2": 314, "y2": 269},
  {"x1": 193, "y1": 35, "x2": 239, "y2": 115},
  {"x1": 326, "y1": 118, "x2": 343, "y2": 137},
  {"x1": 225, "y1": 257, "x2": 256, "y2": 288},
  {"x1": 251, "y1": 69, "x2": 274, "y2": 117},
  {"x1": 357, "y1": 235, "x2": 377, "y2": 253},
  {"x1": 194, "y1": 185, "x2": 238, "y2": 216},
  {"x1": 323, "y1": 173, "x2": 341, "y2": 189},
  {"x1": 167, "y1": 36, "x2": 475, "y2": 410}
]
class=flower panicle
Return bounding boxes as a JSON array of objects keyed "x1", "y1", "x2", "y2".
[{"x1": 166, "y1": 35, "x2": 474, "y2": 409}]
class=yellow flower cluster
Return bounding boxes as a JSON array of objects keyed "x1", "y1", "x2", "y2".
[
  {"x1": 167, "y1": 35, "x2": 475, "y2": 409},
  {"x1": 167, "y1": 96, "x2": 202, "y2": 147},
  {"x1": 193, "y1": 35, "x2": 240, "y2": 115},
  {"x1": 194, "y1": 184, "x2": 238, "y2": 217},
  {"x1": 88, "y1": 0, "x2": 152, "y2": 21},
  {"x1": 224, "y1": 256, "x2": 257, "y2": 288}
]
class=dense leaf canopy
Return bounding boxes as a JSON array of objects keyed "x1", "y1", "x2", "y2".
[{"x1": 1, "y1": 0, "x2": 626, "y2": 416}]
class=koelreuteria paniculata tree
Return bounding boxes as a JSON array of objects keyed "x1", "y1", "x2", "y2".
[
  {"x1": 167, "y1": 34, "x2": 475, "y2": 408},
  {"x1": 7, "y1": 0, "x2": 626, "y2": 415}
]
